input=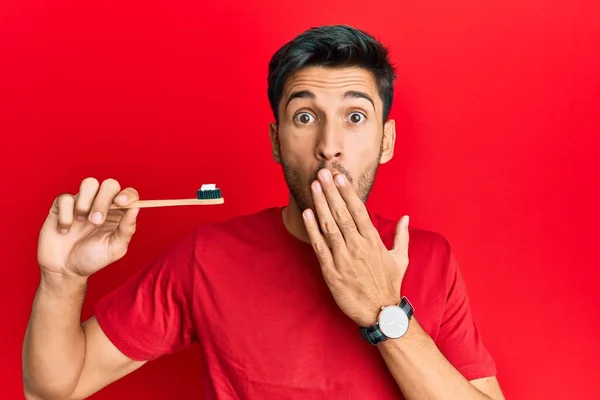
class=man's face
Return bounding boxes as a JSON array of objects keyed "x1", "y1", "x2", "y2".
[{"x1": 270, "y1": 66, "x2": 396, "y2": 213}]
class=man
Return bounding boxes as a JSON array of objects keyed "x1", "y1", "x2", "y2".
[{"x1": 22, "y1": 25, "x2": 504, "y2": 399}]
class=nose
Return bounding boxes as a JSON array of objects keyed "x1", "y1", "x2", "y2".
[{"x1": 314, "y1": 121, "x2": 343, "y2": 162}]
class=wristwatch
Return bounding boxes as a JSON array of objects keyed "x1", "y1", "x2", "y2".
[{"x1": 360, "y1": 296, "x2": 415, "y2": 345}]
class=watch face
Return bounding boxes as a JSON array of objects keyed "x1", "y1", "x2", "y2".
[{"x1": 378, "y1": 305, "x2": 409, "y2": 339}]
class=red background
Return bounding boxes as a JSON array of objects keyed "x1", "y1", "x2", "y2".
[{"x1": 2, "y1": 0, "x2": 599, "y2": 399}]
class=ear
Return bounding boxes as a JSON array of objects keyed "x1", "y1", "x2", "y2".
[
  {"x1": 269, "y1": 122, "x2": 281, "y2": 164},
  {"x1": 380, "y1": 119, "x2": 396, "y2": 164}
]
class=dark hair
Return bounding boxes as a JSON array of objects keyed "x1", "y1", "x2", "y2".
[{"x1": 267, "y1": 24, "x2": 396, "y2": 124}]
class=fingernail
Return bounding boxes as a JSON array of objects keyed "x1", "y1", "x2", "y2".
[
  {"x1": 116, "y1": 194, "x2": 127, "y2": 203},
  {"x1": 319, "y1": 169, "x2": 331, "y2": 181},
  {"x1": 303, "y1": 209, "x2": 314, "y2": 221},
  {"x1": 313, "y1": 181, "x2": 322, "y2": 192},
  {"x1": 76, "y1": 215, "x2": 85, "y2": 222},
  {"x1": 91, "y1": 211, "x2": 102, "y2": 224},
  {"x1": 59, "y1": 228, "x2": 68, "y2": 234},
  {"x1": 335, "y1": 174, "x2": 346, "y2": 186}
]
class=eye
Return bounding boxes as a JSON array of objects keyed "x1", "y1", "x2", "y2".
[
  {"x1": 348, "y1": 112, "x2": 366, "y2": 124},
  {"x1": 294, "y1": 112, "x2": 316, "y2": 124}
]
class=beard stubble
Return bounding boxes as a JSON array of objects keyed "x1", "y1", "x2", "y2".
[{"x1": 280, "y1": 144, "x2": 383, "y2": 214}]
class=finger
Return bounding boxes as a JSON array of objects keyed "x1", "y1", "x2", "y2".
[
  {"x1": 112, "y1": 207, "x2": 139, "y2": 249},
  {"x1": 302, "y1": 208, "x2": 334, "y2": 269},
  {"x1": 51, "y1": 193, "x2": 75, "y2": 234},
  {"x1": 391, "y1": 215, "x2": 410, "y2": 260},
  {"x1": 311, "y1": 179, "x2": 346, "y2": 250},
  {"x1": 317, "y1": 169, "x2": 361, "y2": 242},
  {"x1": 74, "y1": 177, "x2": 100, "y2": 221},
  {"x1": 89, "y1": 178, "x2": 121, "y2": 225},
  {"x1": 333, "y1": 173, "x2": 376, "y2": 238},
  {"x1": 113, "y1": 187, "x2": 140, "y2": 206}
]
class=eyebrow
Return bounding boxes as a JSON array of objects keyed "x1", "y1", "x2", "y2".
[
  {"x1": 285, "y1": 90, "x2": 314, "y2": 109},
  {"x1": 285, "y1": 89, "x2": 376, "y2": 111},
  {"x1": 343, "y1": 90, "x2": 375, "y2": 110}
]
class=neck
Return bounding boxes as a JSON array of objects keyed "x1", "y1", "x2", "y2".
[{"x1": 282, "y1": 195, "x2": 311, "y2": 243}]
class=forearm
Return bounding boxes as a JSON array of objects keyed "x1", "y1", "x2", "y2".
[
  {"x1": 378, "y1": 318, "x2": 492, "y2": 400},
  {"x1": 23, "y1": 272, "x2": 88, "y2": 399}
]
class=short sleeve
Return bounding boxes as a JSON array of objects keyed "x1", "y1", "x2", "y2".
[
  {"x1": 435, "y1": 249, "x2": 497, "y2": 381},
  {"x1": 94, "y1": 230, "x2": 197, "y2": 361}
]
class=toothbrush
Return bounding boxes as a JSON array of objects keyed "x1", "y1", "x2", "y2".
[{"x1": 109, "y1": 184, "x2": 224, "y2": 209}]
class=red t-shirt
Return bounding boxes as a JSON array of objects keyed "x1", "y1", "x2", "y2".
[{"x1": 95, "y1": 206, "x2": 497, "y2": 399}]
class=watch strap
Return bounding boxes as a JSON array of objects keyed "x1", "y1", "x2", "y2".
[
  {"x1": 360, "y1": 324, "x2": 387, "y2": 345},
  {"x1": 399, "y1": 296, "x2": 414, "y2": 319}
]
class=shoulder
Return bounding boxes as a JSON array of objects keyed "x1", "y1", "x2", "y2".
[
  {"x1": 372, "y1": 211, "x2": 458, "y2": 289},
  {"x1": 373, "y1": 212, "x2": 452, "y2": 262},
  {"x1": 190, "y1": 206, "x2": 281, "y2": 251}
]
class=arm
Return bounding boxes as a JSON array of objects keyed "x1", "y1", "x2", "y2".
[
  {"x1": 377, "y1": 244, "x2": 503, "y2": 399},
  {"x1": 24, "y1": 176, "x2": 197, "y2": 398},
  {"x1": 23, "y1": 233, "x2": 197, "y2": 400},
  {"x1": 377, "y1": 318, "x2": 504, "y2": 400},
  {"x1": 23, "y1": 272, "x2": 145, "y2": 400},
  {"x1": 300, "y1": 169, "x2": 504, "y2": 399}
]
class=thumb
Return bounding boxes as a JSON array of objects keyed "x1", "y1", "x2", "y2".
[
  {"x1": 113, "y1": 207, "x2": 139, "y2": 247},
  {"x1": 391, "y1": 215, "x2": 410, "y2": 258}
]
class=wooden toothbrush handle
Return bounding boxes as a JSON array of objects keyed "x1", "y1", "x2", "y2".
[{"x1": 109, "y1": 198, "x2": 224, "y2": 209}]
